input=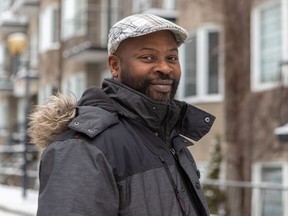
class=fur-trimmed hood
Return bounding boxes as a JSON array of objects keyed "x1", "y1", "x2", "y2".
[
  {"x1": 28, "y1": 93, "x2": 77, "y2": 149},
  {"x1": 28, "y1": 85, "x2": 118, "y2": 149}
]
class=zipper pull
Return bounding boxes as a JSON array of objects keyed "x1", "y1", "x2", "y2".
[{"x1": 170, "y1": 148, "x2": 179, "y2": 160}]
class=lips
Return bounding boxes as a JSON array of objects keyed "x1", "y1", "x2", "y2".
[{"x1": 150, "y1": 79, "x2": 173, "y2": 93}]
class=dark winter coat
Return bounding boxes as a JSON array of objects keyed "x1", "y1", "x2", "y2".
[{"x1": 31, "y1": 78, "x2": 215, "y2": 216}]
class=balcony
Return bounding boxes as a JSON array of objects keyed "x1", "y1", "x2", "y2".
[
  {"x1": 62, "y1": 41, "x2": 107, "y2": 63},
  {"x1": 10, "y1": 0, "x2": 39, "y2": 16},
  {"x1": 61, "y1": 5, "x2": 108, "y2": 63},
  {"x1": 0, "y1": 11, "x2": 27, "y2": 33}
]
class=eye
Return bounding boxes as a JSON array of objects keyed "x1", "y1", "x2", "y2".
[
  {"x1": 140, "y1": 55, "x2": 154, "y2": 62},
  {"x1": 167, "y1": 56, "x2": 179, "y2": 62}
]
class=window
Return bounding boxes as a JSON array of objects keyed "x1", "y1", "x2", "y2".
[
  {"x1": 39, "y1": 3, "x2": 59, "y2": 52},
  {"x1": 61, "y1": 73, "x2": 86, "y2": 99},
  {"x1": 252, "y1": 162, "x2": 288, "y2": 216},
  {"x1": 178, "y1": 25, "x2": 222, "y2": 103},
  {"x1": 251, "y1": 0, "x2": 285, "y2": 91},
  {"x1": 183, "y1": 35, "x2": 197, "y2": 97},
  {"x1": 61, "y1": 0, "x2": 87, "y2": 40}
]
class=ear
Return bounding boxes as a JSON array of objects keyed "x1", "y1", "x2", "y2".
[{"x1": 108, "y1": 55, "x2": 120, "y2": 79}]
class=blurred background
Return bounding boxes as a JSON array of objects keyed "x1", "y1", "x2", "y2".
[{"x1": 0, "y1": 0, "x2": 287, "y2": 215}]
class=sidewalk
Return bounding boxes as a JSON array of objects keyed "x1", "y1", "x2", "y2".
[{"x1": 0, "y1": 184, "x2": 38, "y2": 216}]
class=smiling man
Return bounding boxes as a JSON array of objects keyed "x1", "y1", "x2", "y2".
[
  {"x1": 109, "y1": 30, "x2": 180, "y2": 102},
  {"x1": 30, "y1": 14, "x2": 215, "y2": 216}
]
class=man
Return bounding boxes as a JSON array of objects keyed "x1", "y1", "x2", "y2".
[{"x1": 29, "y1": 14, "x2": 215, "y2": 216}]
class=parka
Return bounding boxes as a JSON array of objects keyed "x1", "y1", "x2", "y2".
[{"x1": 29, "y1": 78, "x2": 215, "y2": 216}]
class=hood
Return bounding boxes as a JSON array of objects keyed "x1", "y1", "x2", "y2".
[
  {"x1": 28, "y1": 93, "x2": 77, "y2": 149},
  {"x1": 28, "y1": 87, "x2": 117, "y2": 149}
]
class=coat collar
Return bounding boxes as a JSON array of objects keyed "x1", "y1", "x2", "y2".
[{"x1": 102, "y1": 78, "x2": 215, "y2": 142}]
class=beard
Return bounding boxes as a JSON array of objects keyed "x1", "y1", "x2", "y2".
[{"x1": 119, "y1": 71, "x2": 179, "y2": 102}]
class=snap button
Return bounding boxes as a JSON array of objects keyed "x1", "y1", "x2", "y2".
[
  {"x1": 181, "y1": 188, "x2": 186, "y2": 192},
  {"x1": 195, "y1": 182, "x2": 201, "y2": 189},
  {"x1": 182, "y1": 139, "x2": 188, "y2": 143},
  {"x1": 197, "y1": 169, "x2": 201, "y2": 179},
  {"x1": 74, "y1": 122, "x2": 79, "y2": 126},
  {"x1": 88, "y1": 129, "x2": 93, "y2": 132},
  {"x1": 152, "y1": 106, "x2": 157, "y2": 110},
  {"x1": 204, "y1": 117, "x2": 210, "y2": 123}
]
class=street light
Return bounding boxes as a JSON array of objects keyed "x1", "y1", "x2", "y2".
[
  {"x1": 7, "y1": 32, "x2": 29, "y2": 198},
  {"x1": 7, "y1": 33, "x2": 26, "y2": 75}
]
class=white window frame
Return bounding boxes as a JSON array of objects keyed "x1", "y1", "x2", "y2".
[
  {"x1": 178, "y1": 24, "x2": 223, "y2": 104},
  {"x1": 251, "y1": 0, "x2": 288, "y2": 92},
  {"x1": 61, "y1": 0, "x2": 87, "y2": 41},
  {"x1": 39, "y1": 3, "x2": 59, "y2": 52},
  {"x1": 252, "y1": 161, "x2": 288, "y2": 216}
]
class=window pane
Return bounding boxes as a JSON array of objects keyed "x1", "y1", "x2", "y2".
[
  {"x1": 260, "y1": 4, "x2": 282, "y2": 83},
  {"x1": 208, "y1": 32, "x2": 219, "y2": 94},
  {"x1": 62, "y1": 0, "x2": 86, "y2": 39},
  {"x1": 184, "y1": 36, "x2": 197, "y2": 97},
  {"x1": 261, "y1": 167, "x2": 283, "y2": 216},
  {"x1": 74, "y1": 0, "x2": 86, "y2": 34}
]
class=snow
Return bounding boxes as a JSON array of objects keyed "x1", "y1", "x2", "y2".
[
  {"x1": 0, "y1": 184, "x2": 37, "y2": 216},
  {"x1": 274, "y1": 123, "x2": 288, "y2": 135}
]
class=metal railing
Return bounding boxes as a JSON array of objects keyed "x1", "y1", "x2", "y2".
[{"x1": 201, "y1": 178, "x2": 288, "y2": 216}]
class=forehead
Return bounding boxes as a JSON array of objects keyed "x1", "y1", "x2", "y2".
[{"x1": 116, "y1": 30, "x2": 178, "y2": 52}]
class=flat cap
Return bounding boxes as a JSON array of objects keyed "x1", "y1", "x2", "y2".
[{"x1": 107, "y1": 14, "x2": 188, "y2": 55}]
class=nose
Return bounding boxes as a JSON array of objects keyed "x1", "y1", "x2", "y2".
[{"x1": 154, "y1": 59, "x2": 172, "y2": 75}]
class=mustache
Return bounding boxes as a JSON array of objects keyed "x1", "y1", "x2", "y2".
[
  {"x1": 149, "y1": 73, "x2": 176, "y2": 83},
  {"x1": 158, "y1": 73, "x2": 174, "y2": 80}
]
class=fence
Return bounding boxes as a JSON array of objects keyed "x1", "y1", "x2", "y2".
[{"x1": 202, "y1": 178, "x2": 288, "y2": 216}]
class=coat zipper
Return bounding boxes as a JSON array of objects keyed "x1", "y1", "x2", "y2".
[
  {"x1": 159, "y1": 156, "x2": 187, "y2": 216},
  {"x1": 170, "y1": 147, "x2": 208, "y2": 216}
]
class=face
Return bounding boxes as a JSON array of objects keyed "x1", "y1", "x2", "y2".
[{"x1": 108, "y1": 30, "x2": 181, "y2": 102}]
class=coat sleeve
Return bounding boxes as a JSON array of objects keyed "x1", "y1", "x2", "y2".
[{"x1": 36, "y1": 138, "x2": 119, "y2": 216}]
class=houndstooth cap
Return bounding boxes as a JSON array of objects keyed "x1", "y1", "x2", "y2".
[{"x1": 107, "y1": 14, "x2": 188, "y2": 55}]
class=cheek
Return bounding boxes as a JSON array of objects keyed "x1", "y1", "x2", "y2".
[
  {"x1": 122, "y1": 63, "x2": 151, "y2": 77},
  {"x1": 173, "y1": 66, "x2": 181, "y2": 81}
]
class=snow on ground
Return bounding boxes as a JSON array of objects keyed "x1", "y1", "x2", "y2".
[
  {"x1": 0, "y1": 209, "x2": 24, "y2": 216},
  {"x1": 0, "y1": 184, "x2": 38, "y2": 216}
]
